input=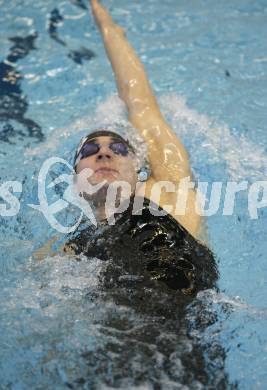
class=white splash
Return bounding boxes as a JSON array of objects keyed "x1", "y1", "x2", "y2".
[
  {"x1": 25, "y1": 93, "x2": 267, "y2": 181},
  {"x1": 198, "y1": 289, "x2": 267, "y2": 317},
  {"x1": 159, "y1": 93, "x2": 267, "y2": 181}
]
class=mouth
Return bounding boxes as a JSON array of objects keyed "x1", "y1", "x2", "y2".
[{"x1": 95, "y1": 167, "x2": 119, "y2": 175}]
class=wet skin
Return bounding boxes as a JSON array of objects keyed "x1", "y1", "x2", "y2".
[{"x1": 76, "y1": 135, "x2": 138, "y2": 189}]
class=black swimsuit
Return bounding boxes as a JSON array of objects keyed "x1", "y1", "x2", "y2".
[
  {"x1": 63, "y1": 199, "x2": 226, "y2": 388},
  {"x1": 65, "y1": 197, "x2": 218, "y2": 295}
]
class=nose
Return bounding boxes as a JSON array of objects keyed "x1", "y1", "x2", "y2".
[{"x1": 96, "y1": 145, "x2": 112, "y2": 161}]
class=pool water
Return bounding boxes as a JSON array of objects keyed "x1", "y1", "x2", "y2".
[{"x1": 0, "y1": 0, "x2": 267, "y2": 388}]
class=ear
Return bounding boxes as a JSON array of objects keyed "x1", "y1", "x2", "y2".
[{"x1": 137, "y1": 166, "x2": 151, "y2": 182}]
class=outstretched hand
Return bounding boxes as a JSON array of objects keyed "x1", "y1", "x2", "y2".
[
  {"x1": 90, "y1": 0, "x2": 112, "y2": 28},
  {"x1": 90, "y1": 0, "x2": 99, "y2": 12},
  {"x1": 90, "y1": 0, "x2": 124, "y2": 35}
]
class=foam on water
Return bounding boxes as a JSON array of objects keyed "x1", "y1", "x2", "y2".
[
  {"x1": 26, "y1": 92, "x2": 267, "y2": 183},
  {"x1": 100, "y1": 93, "x2": 267, "y2": 183},
  {"x1": 160, "y1": 93, "x2": 267, "y2": 181},
  {"x1": 1, "y1": 250, "x2": 264, "y2": 388},
  {"x1": 197, "y1": 289, "x2": 267, "y2": 318},
  {"x1": 0, "y1": 254, "x2": 192, "y2": 388},
  {"x1": 25, "y1": 94, "x2": 148, "y2": 172}
]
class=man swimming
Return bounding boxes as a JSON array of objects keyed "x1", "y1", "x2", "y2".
[{"x1": 63, "y1": 0, "x2": 218, "y2": 295}]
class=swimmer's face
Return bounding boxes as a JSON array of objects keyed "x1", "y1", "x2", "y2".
[{"x1": 75, "y1": 136, "x2": 138, "y2": 190}]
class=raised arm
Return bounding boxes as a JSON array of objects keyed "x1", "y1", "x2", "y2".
[
  {"x1": 90, "y1": 0, "x2": 191, "y2": 183},
  {"x1": 90, "y1": 0, "x2": 202, "y2": 237}
]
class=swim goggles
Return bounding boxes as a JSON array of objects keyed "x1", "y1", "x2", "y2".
[
  {"x1": 80, "y1": 139, "x2": 129, "y2": 158},
  {"x1": 73, "y1": 130, "x2": 134, "y2": 170}
]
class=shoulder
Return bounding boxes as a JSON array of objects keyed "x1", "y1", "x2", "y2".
[{"x1": 135, "y1": 178, "x2": 202, "y2": 239}]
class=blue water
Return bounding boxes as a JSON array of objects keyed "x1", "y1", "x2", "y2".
[{"x1": 0, "y1": 0, "x2": 267, "y2": 388}]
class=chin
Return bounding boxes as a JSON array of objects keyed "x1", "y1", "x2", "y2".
[{"x1": 90, "y1": 173, "x2": 119, "y2": 185}]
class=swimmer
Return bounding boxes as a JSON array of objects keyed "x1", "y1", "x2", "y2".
[
  {"x1": 35, "y1": 0, "x2": 218, "y2": 294},
  {"x1": 76, "y1": 0, "x2": 200, "y2": 237},
  {"x1": 63, "y1": 0, "x2": 218, "y2": 294}
]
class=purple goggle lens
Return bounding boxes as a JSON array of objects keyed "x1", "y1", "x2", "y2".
[
  {"x1": 110, "y1": 141, "x2": 129, "y2": 156},
  {"x1": 79, "y1": 140, "x2": 129, "y2": 161}
]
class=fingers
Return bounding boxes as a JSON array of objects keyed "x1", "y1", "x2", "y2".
[
  {"x1": 90, "y1": 0, "x2": 98, "y2": 13},
  {"x1": 91, "y1": 0, "x2": 104, "y2": 14},
  {"x1": 90, "y1": 0, "x2": 101, "y2": 19},
  {"x1": 90, "y1": 0, "x2": 114, "y2": 28}
]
